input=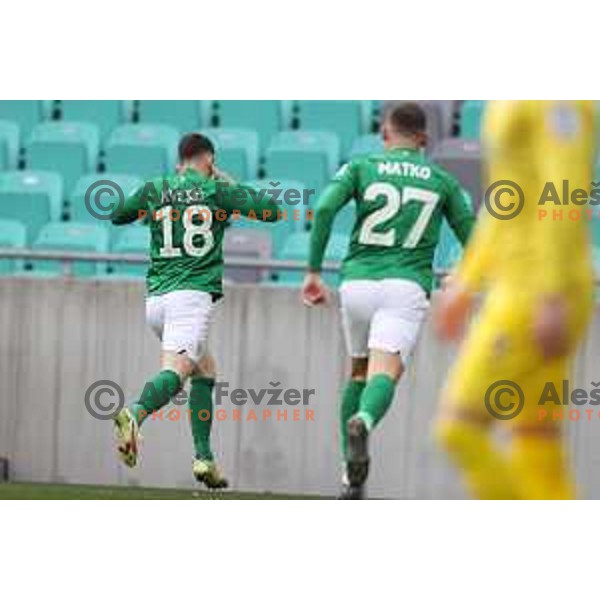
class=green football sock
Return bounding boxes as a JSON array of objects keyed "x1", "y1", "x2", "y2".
[
  {"x1": 356, "y1": 373, "x2": 396, "y2": 431},
  {"x1": 130, "y1": 370, "x2": 183, "y2": 426},
  {"x1": 340, "y1": 379, "x2": 366, "y2": 460},
  {"x1": 188, "y1": 376, "x2": 215, "y2": 461}
]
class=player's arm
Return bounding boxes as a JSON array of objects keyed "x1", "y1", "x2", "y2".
[
  {"x1": 111, "y1": 181, "x2": 153, "y2": 225},
  {"x1": 303, "y1": 163, "x2": 355, "y2": 305},
  {"x1": 308, "y1": 163, "x2": 355, "y2": 273},
  {"x1": 215, "y1": 181, "x2": 280, "y2": 222}
]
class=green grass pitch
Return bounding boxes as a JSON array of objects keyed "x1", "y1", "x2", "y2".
[{"x1": 0, "y1": 482, "x2": 326, "y2": 500}]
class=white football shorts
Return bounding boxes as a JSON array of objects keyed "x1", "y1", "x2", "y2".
[
  {"x1": 145, "y1": 290, "x2": 218, "y2": 362},
  {"x1": 339, "y1": 278, "x2": 429, "y2": 361}
]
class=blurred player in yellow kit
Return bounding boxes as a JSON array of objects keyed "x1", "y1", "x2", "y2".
[{"x1": 434, "y1": 100, "x2": 596, "y2": 499}]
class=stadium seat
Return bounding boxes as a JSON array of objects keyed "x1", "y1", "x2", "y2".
[
  {"x1": 0, "y1": 171, "x2": 62, "y2": 243},
  {"x1": 68, "y1": 173, "x2": 144, "y2": 224},
  {"x1": 202, "y1": 128, "x2": 260, "y2": 180},
  {"x1": 31, "y1": 222, "x2": 110, "y2": 277},
  {"x1": 59, "y1": 101, "x2": 133, "y2": 139},
  {"x1": 0, "y1": 120, "x2": 20, "y2": 170},
  {"x1": 274, "y1": 231, "x2": 348, "y2": 286},
  {"x1": 331, "y1": 202, "x2": 356, "y2": 235},
  {"x1": 110, "y1": 225, "x2": 150, "y2": 277},
  {"x1": 224, "y1": 228, "x2": 272, "y2": 283},
  {"x1": 137, "y1": 100, "x2": 211, "y2": 132},
  {"x1": 433, "y1": 220, "x2": 463, "y2": 278},
  {"x1": 296, "y1": 101, "x2": 370, "y2": 158},
  {"x1": 215, "y1": 101, "x2": 292, "y2": 151},
  {"x1": 431, "y1": 138, "x2": 482, "y2": 210},
  {"x1": 349, "y1": 133, "x2": 383, "y2": 159},
  {"x1": 104, "y1": 124, "x2": 179, "y2": 178},
  {"x1": 0, "y1": 218, "x2": 27, "y2": 275},
  {"x1": 26, "y1": 122, "x2": 100, "y2": 192},
  {"x1": 265, "y1": 131, "x2": 340, "y2": 196},
  {"x1": 590, "y1": 207, "x2": 600, "y2": 254},
  {"x1": 460, "y1": 100, "x2": 486, "y2": 139},
  {"x1": 0, "y1": 101, "x2": 51, "y2": 140}
]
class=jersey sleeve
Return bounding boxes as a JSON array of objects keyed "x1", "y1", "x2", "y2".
[
  {"x1": 443, "y1": 178, "x2": 476, "y2": 245},
  {"x1": 308, "y1": 162, "x2": 356, "y2": 272},
  {"x1": 111, "y1": 181, "x2": 153, "y2": 225},
  {"x1": 216, "y1": 181, "x2": 279, "y2": 222}
]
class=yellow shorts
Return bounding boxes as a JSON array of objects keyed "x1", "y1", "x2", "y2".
[{"x1": 441, "y1": 286, "x2": 593, "y2": 427}]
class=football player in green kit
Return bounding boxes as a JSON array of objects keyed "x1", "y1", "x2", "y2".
[
  {"x1": 302, "y1": 103, "x2": 475, "y2": 499},
  {"x1": 111, "y1": 133, "x2": 279, "y2": 488}
]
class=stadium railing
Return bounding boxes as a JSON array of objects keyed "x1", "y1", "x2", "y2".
[
  {"x1": 0, "y1": 248, "x2": 341, "y2": 277},
  {"x1": 1, "y1": 249, "x2": 598, "y2": 284}
]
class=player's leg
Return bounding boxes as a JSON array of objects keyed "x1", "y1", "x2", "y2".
[
  {"x1": 114, "y1": 291, "x2": 213, "y2": 468},
  {"x1": 346, "y1": 279, "x2": 428, "y2": 488},
  {"x1": 434, "y1": 297, "x2": 525, "y2": 499},
  {"x1": 337, "y1": 282, "x2": 373, "y2": 498},
  {"x1": 435, "y1": 406, "x2": 516, "y2": 499},
  {"x1": 507, "y1": 360, "x2": 577, "y2": 499},
  {"x1": 189, "y1": 350, "x2": 228, "y2": 489}
]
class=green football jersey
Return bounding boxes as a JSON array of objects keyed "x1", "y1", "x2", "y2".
[
  {"x1": 111, "y1": 168, "x2": 278, "y2": 297},
  {"x1": 309, "y1": 147, "x2": 475, "y2": 292}
]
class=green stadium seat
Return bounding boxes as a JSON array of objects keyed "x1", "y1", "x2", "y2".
[
  {"x1": 110, "y1": 225, "x2": 149, "y2": 277},
  {"x1": 331, "y1": 202, "x2": 356, "y2": 235},
  {"x1": 137, "y1": 100, "x2": 211, "y2": 132},
  {"x1": 31, "y1": 222, "x2": 110, "y2": 277},
  {"x1": 68, "y1": 173, "x2": 144, "y2": 224},
  {"x1": 104, "y1": 124, "x2": 179, "y2": 178},
  {"x1": 0, "y1": 171, "x2": 62, "y2": 243},
  {"x1": 274, "y1": 231, "x2": 347, "y2": 286},
  {"x1": 349, "y1": 134, "x2": 383, "y2": 159},
  {"x1": 265, "y1": 131, "x2": 340, "y2": 196},
  {"x1": 0, "y1": 101, "x2": 52, "y2": 140},
  {"x1": 59, "y1": 101, "x2": 133, "y2": 139},
  {"x1": 460, "y1": 100, "x2": 486, "y2": 139},
  {"x1": 202, "y1": 128, "x2": 259, "y2": 180},
  {"x1": 297, "y1": 101, "x2": 370, "y2": 158},
  {"x1": 433, "y1": 220, "x2": 463, "y2": 279},
  {"x1": 0, "y1": 218, "x2": 27, "y2": 275},
  {"x1": 216, "y1": 101, "x2": 292, "y2": 151},
  {"x1": 0, "y1": 120, "x2": 20, "y2": 170},
  {"x1": 590, "y1": 199, "x2": 600, "y2": 257},
  {"x1": 26, "y1": 121, "x2": 100, "y2": 192}
]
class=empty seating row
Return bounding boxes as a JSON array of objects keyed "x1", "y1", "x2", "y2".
[
  {"x1": 0, "y1": 217, "x2": 350, "y2": 284},
  {"x1": 1, "y1": 122, "x2": 347, "y2": 191}
]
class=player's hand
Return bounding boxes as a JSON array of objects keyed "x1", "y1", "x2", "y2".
[
  {"x1": 433, "y1": 281, "x2": 473, "y2": 341},
  {"x1": 302, "y1": 272, "x2": 329, "y2": 306},
  {"x1": 534, "y1": 295, "x2": 570, "y2": 359},
  {"x1": 211, "y1": 165, "x2": 236, "y2": 184}
]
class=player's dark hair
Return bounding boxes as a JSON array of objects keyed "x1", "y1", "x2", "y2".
[
  {"x1": 178, "y1": 133, "x2": 215, "y2": 162},
  {"x1": 386, "y1": 102, "x2": 427, "y2": 136}
]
